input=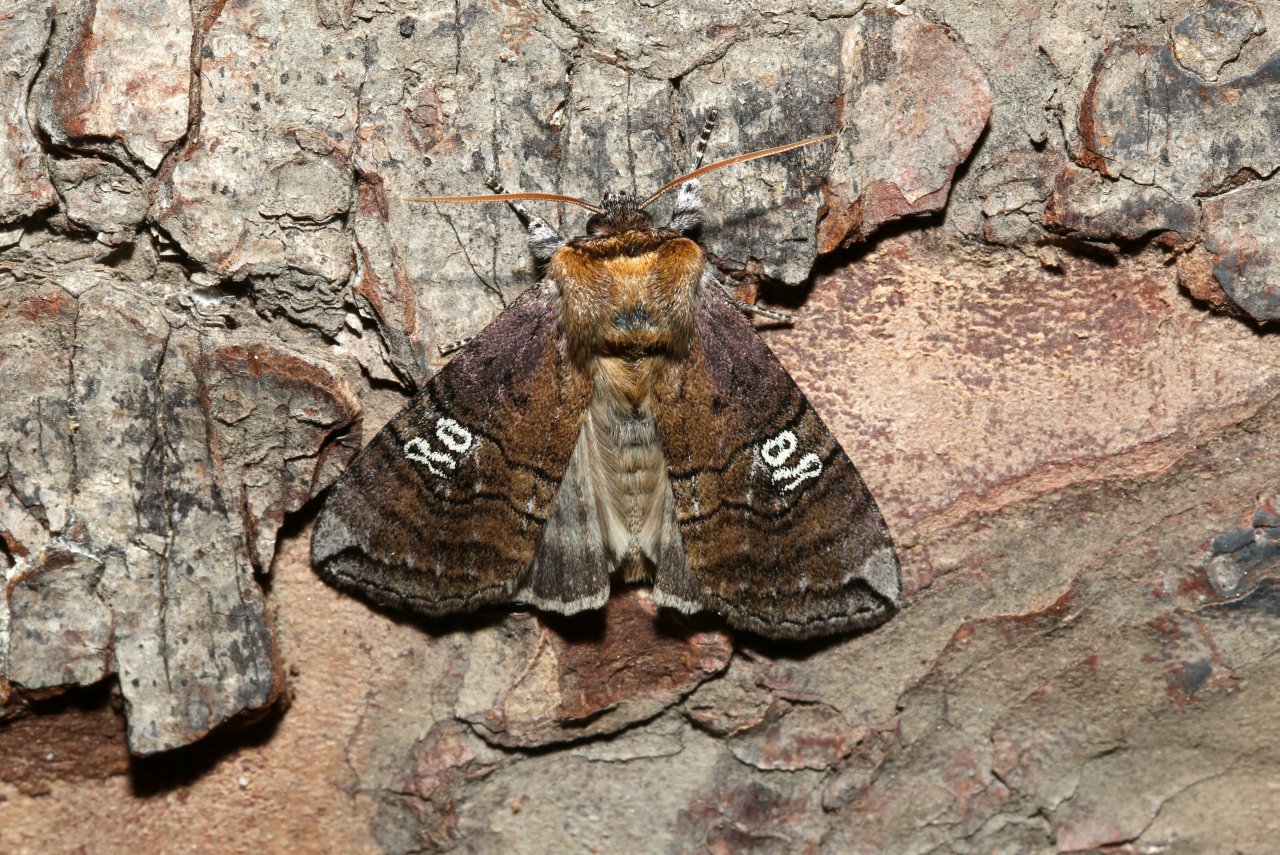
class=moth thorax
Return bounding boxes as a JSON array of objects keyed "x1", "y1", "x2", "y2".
[{"x1": 551, "y1": 233, "x2": 703, "y2": 366}]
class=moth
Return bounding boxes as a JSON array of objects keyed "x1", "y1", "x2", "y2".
[{"x1": 312, "y1": 112, "x2": 901, "y2": 639}]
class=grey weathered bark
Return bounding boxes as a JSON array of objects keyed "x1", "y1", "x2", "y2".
[{"x1": 2, "y1": 0, "x2": 1278, "y2": 852}]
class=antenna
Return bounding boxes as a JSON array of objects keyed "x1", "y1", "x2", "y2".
[
  {"x1": 639, "y1": 134, "x2": 836, "y2": 210},
  {"x1": 407, "y1": 191, "x2": 602, "y2": 215}
]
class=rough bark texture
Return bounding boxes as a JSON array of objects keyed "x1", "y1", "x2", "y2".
[{"x1": 2, "y1": 1, "x2": 1278, "y2": 852}]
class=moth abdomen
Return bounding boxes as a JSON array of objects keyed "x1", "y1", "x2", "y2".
[{"x1": 582, "y1": 377, "x2": 669, "y2": 580}]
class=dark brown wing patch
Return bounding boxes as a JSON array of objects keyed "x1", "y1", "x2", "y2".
[
  {"x1": 651, "y1": 285, "x2": 900, "y2": 639},
  {"x1": 311, "y1": 285, "x2": 594, "y2": 615}
]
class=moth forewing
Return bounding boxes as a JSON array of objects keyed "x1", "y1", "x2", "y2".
[
  {"x1": 313, "y1": 124, "x2": 900, "y2": 639},
  {"x1": 647, "y1": 285, "x2": 900, "y2": 639},
  {"x1": 310, "y1": 287, "x2": 595, "y2": 614}
]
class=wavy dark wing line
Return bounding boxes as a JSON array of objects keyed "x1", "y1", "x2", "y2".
[
  {"x1": 650, "y1": 285, "x2": 900, "y2": 639},
  {"x1": 312, "y1": 284, "x2": 593, "y2": 615}
]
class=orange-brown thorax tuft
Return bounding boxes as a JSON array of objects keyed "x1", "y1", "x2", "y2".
[{"x1": 552, "y1": 229, "x2": 703, "y2": 372}]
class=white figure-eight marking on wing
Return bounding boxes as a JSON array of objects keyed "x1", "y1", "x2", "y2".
[
  {"x1": 760, "y1": 429, "x2": 822, "y2": 492},
  {"x1": 761, "y1": 430, "x2": 798, "y2": 467},
  {"x1": 405, "y1": 417, "x2": 475, "y2": 478},
  {"x1": 435, "y1": 417, "x2": 474, "y2": 453}
]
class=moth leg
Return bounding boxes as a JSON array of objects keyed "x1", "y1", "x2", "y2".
[
  {"x1": 486, "y1": 178, "x2": 564, "y2": 262},
  {"x1": 437, "y1": 336, "x2": 473, "y2": 356},
  {"x1": 691, "y1": 109, "x2": 718, "y2": 169},
  {"x1": 725, "y1": 296, "x2": 793, "y2": 324},
  {"x1": 704, "y1": 267, "x2": 795, "y2": 324},
  {"x1": 668, "y1": 109, "x2": 719, "y2": 233},
  {"x1": 668, "y1": 180, "x2": 703, "y2": 234}
]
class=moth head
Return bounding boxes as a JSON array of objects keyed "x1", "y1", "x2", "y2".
[{"x1": 585, "y1": 192, "x2": 653, "y2": 236}]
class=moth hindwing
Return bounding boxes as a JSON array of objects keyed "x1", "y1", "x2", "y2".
[{"x1": 312, "y1": 121, "x2": 901, "y2": 639}]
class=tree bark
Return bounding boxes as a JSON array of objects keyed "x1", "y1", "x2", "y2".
[{"x1": 2, "y1": 0, "x2": 1278, "y2": 852}]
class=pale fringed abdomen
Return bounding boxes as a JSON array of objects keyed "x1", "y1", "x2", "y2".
[{"x1": 584, "y1": 357, "x2": 671, "y2": 581}]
